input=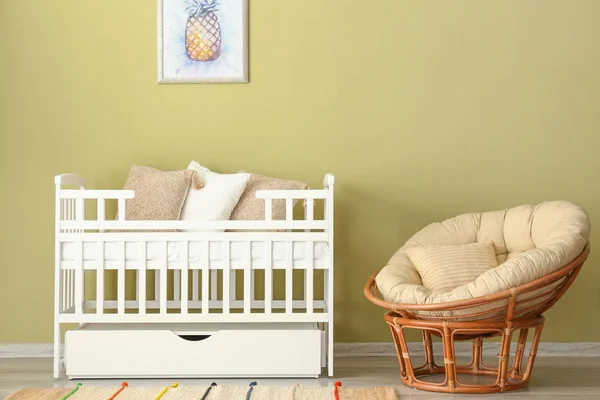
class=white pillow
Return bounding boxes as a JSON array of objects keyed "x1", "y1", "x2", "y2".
[{"x1": 180, "y1": 161, "x2": 250, "y2": 232}]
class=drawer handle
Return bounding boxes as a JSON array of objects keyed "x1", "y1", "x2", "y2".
[{"x1": 178, "y1": 334, "x2": 211, "y2": 342}]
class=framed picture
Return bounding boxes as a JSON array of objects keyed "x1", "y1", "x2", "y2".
[{"x1": 158, "y1": 0, "x2": 248, "y2": 83}]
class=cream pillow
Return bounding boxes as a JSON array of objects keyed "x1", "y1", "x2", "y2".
[
  {"x1": 406, "y1": 242, "x2": 498, "y2": 292},
  {"x1": 228, "y1": 173, "x2": 309, "y2": 232},
  {"x1": 180, "y1": 161, "x2": 250, "y2": 232}
]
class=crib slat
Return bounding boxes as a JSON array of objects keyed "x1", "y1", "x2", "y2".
[
  {"x1": 117, "y1": 199, "x2": 126, "y2": 221},
  {"x1": 181, "y1": 242, "x2": 189, "y2": 314},
  {"x1": 155, "y1": 268, "x2": 160, "y2": 302},
  {"x1": 138, "y1": 242, "x2": 146, "y2": 315},
  {"x1": 136, "y1": 262, "x2": 139, "y2": 307},
  {"x1": 97, "y1": 199, "x2": 105, "y2": 221},
  {"x1": 76, "y1": 199, "x2": 84, "y2": 222},
  {"x1": 65, "y1": 270, "x2": 69, "y2": 309},
  {"x1": 117, "y1": 242, "x2": 125, "y2": 315},
  {"x1": 96, "y1": 242, "x2": 104, "y2": 314},
  {"x1": 211, "y1": 269, "x2": 218, "y2": 302},
  {"x1": 75, "y1": 242, "x2": 83, "y2": 314},
  {"x1": 68, "y1": 199, "x2": 74, "y2": 232},
  {"x1": 174, "y1": 269, "x2": 181, "y2": 305},
  {"x1": 223, "y1": 241, "x2": 231, "y2": 314},
  {"x1": 231, "y1": 261, "x2": 237, "y2": 302},
  {"x1": 62, "y1": 268, "x2": 66, "y2": 311},
  {"x1": 202, "y1": 241, "x2": 209, "y2": 314},
  {"x1": 324, "y1": 270, "x2": 329, "y2": 313},
  {"x1": 305, "y1": 199, "x2": 314, "y2": 233},
  {"x1": 306, "y1": 241, "x2": 314, "y2": 313},
  {"x1": 211, "y1": 270, "x2": 218, "y2": 302},
  {"x1": 285, "y1": 241, "x2": 293, "y2": 314},
  {"x1": 62, "y1": 198, "x2": 67, "y2": 227},
  {"x1": 286, "y1": 199, "x2": 293, "y2": 221},
  {"x1": 306, "y1": 199, "x2": 314, "y2": 221},
  {"x1": 244, "y1": 241, "x2": 251, "y2": 314},
  {"x1": 160, "y1": 243, "x2": 167, "y2": 314},
  {"x1": 265, "y1": 241, "x2": 272, "y2": 314},
  {"x1": 250, "y1": 249, "x2": 255, "y2": 308},
  {"x1": 192, "y1": 269, "x2": 199, "y2": 302},
  {"x1": 251, "y1": 269, "x2": 255, "y2": 307},
  {"x1": 67, "y1": 269, "x2": 71, "y2": 309},
  {"x1": 265, "y1": 199, "x2": 272, "y2": 220},
  {"x1": 210, "y1": 243, "x2": 218, "y2": 303}
]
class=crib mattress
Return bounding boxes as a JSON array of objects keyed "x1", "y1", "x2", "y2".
[{"x1": 61, "y1": 241, "x2": 329, "y2": 265}]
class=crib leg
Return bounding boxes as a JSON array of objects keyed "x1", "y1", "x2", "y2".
[
  {"x1": 328, "y1": 320, "x2": 334, "y2": 377},
  {"x1": 321, "y1": 325, "x2": 327, "y2": 368},
  {"x1": 53, "y1": 320, "x2": 60, "y2": 378}
]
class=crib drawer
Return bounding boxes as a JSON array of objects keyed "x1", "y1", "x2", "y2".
[{"x1": 64, "y1": 323, "x2": 322, "y2": 378}]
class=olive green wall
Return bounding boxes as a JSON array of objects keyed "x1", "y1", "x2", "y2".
[{"x1": 1, "y1": 0, "x2": 599, "y2": 344}]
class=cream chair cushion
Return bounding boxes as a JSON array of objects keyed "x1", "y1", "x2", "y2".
[
  {"x1": 407, "y1": 242, "x2": 498, "y2": 292},
  {"x1": 375, "y1": 201, "x2": 590, "y2": 317}
]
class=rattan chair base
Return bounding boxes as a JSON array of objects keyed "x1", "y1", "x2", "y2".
[
  {"x1": 365, "y1": 245, "x2": 590, "y2": 394},
  {"x1": 385, "y1": 312, "x2": 545, "y2": 394}
]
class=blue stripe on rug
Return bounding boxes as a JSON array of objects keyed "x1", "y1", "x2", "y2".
[
  {"x1": 245, "y1": 382, "x2": 257, "y2": 399},
  {"x1": 200, "y1": 382, "x2": 217, "y2": 400}
]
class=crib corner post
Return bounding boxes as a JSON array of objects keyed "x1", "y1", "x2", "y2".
[
  {"x1": 53, "y1": 178, "x2": 62, "y2": 379},
  {"x1": 325, "y1": 173, "x2": 334, "y2": 377},
  {"x1": 323, "y1": 173, "x2": 335, "y2": 188}
]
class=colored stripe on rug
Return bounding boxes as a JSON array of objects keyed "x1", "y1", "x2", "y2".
[
  {"x1": 108, "y1": 382, "x2": 128, "y2": 399},
  {"x1": 155, "y1": 383, "x2": 178, "y2": 400},
  {"x1": 334, "y1": 381, "x2": 342, "y2": 400},
  {"x1": 60, "y1": 383, "x2": 82, "y2": 400},
  {"x1": 290, "y1": 384, "x2": 299, "y2": 399},
  {"x1": 245, "y1": 382, "x2": 257, "y2": 399},
  {"x1": 200, "y1": 382, "x2": 217, "y2": 400}
]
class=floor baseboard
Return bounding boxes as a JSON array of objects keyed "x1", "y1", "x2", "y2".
[
  {"x1": 0, "y1": 344, "x2": 64, "y2": 359},
  {"x1": 1, "y1": 342, "x2": 599, "y2": 358},
  {"x1": 334, "y1": 342, "x2": 600, "y2": 357}
]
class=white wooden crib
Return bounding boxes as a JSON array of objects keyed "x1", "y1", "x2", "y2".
[{"x1": 53, "y1": 173, "x2": 335, "y2": 379}]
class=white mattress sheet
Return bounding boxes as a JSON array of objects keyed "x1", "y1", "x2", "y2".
[{"x1": 61, "y1": 241, "x2": 329, "y2": 263}]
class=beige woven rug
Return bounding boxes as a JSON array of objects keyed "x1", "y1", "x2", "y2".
[{"x1": 5, "y1": 383, "x2": 398, "y2": 400}]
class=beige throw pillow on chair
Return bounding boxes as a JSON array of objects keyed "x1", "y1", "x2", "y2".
[{"x1": 406, "y1": 241, "x2": 498, "y2": 292}]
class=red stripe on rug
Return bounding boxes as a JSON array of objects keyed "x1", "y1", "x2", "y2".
[
  {"x1": 108, "y1": 382, "x2": 128, "y2": 399},
  {"x1": 334, "y1": 381, "x2": 342, "y2": 400}
]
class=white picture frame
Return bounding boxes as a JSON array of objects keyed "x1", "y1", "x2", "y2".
[{"x1": 158, "y1": 0, "x2": 248, "y2": 84}]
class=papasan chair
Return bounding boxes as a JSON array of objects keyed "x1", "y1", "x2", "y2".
[{"x1": 364, "y1": 201, "x2": 590, "y2": 394}]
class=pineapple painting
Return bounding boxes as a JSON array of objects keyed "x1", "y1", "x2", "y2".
[
  {"x1": 158, "y1": 0, "x2": 248, "y2": 83},
  {"x1": 185, "y1": 0, "x2": 222, "y2": 62}
]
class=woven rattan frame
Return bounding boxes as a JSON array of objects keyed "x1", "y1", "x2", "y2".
[{"x1": 364, "y1": 244, "x2": 590, "y2": 394}]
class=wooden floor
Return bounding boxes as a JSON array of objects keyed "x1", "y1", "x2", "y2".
[{"x1": 2, "y1": 356, "x2": 600, "y2": 399}]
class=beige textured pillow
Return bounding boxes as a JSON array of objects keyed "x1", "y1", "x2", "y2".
[
  {"x1": 113, "y1": 165, "x2": 202, "y2": 232},
  {"x1": 406, "y1": 242, "x2": 498, "y2": 292},
  {"x1": 229, "y1": 173, "x2": 309, "y2": 231}
]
